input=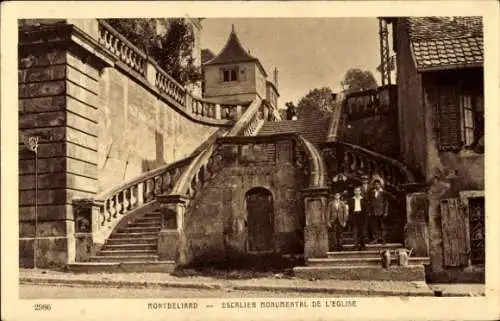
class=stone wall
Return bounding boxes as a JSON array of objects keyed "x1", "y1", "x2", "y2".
[
  {"x1": 96, "y1": 67, "x2": 221, "y2": 193},
  {"x1": 182, "y1": 137, "x2": 305, "y2": 265}
]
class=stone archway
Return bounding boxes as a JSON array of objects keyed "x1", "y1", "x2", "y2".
[{"x1": 245, "y1": 187, "x2": 274, "y2": 253}]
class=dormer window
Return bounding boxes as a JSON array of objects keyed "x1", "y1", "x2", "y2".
[{"x1": 222, "y1": 67, "x2": 238, "y2": 82}]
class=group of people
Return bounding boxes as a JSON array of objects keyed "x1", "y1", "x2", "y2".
[{"x1": 326, "y1": 174, "x2": 390, "y2": 251}]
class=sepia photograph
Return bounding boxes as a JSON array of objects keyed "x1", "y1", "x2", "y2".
[{"x1": 2, "y1": 1, "x2": 499, "y2": 321}]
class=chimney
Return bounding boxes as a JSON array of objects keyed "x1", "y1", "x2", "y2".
[{"x1": 273, "y1": 67, "x2": 279, "y2": 90}]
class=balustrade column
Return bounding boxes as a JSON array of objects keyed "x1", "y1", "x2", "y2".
[
  {"x1": 146, "y1": 60, "x2": 157, "y2": 87},
  {"x1": 215, "y1": 104, "x2": 221, "y2": 120}
]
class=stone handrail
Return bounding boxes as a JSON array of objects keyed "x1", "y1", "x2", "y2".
[
  {"x1": 172, "y1": 97, "x2": 266, "y2": 199},
  {"x1": 228, "y1": 97, "x2": 263, "y2": 136},
  {"x1": 94, "y1": 156, "x2": 194, "y2": 229},
  {"x1": 97, "y1": 20, "x2": 147, "y2": 77},
  {"x1": 323, "y1": 141, "x2": 416, "y2": 191},
  {"x1": 326, "y1": 101, "x2": 345, "y2": 142},
  {"x1": 297, "y1": 135, "x2": 328, "y2": 189}
]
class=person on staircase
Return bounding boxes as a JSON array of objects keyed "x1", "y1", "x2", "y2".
[
  {"x1": 327, "y1": 190, "x2": 349, "y2": 251},
  {"x1": 368, "y1": 179, "x2": 389, "y2": 244},
  {"x1": 347, "y1": 187, "x2": 368, "y2": 251}
]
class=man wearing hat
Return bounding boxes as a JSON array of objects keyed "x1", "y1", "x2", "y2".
[
  {"x1": 367, "y1": 179, "x2": 389, "y2": 244},
  {"x1": 327, "y1": 190, "x2": 349, "y2": 251},
  {"x1": 358, "y1": 174, "x2": 373, "y2": 242}
]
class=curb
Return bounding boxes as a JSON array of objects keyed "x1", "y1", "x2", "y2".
[{"x1": 20, "y1": 277, "x2": 435, "y2": 296}]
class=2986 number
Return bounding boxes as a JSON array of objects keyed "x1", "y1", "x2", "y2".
[{"x1": 33, "y1": 304, "x2": 51, "y2": 311}]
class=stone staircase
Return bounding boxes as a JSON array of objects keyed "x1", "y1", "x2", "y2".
[
  {"x1": 67, "y1": 210, "x2": 176, "y2": 273},
  {"x1": 294, "y1": 231, "x2": 430, "y2": 281}
]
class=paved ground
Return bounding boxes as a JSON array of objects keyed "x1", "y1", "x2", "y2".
[
  {"x1": 18, "y1": 269, "x2": 485, "y2": 298},
  {"x1": 20, "y1": 284, "x2": 353, "y2": 299}
]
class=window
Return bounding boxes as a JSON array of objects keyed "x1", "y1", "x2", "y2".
[
  {"x1": 221, "y1": 67, "x2": 238, "y2": 82},
  {"x1": 437, "y1": 88, "x2": 484, "y2": 152},
  {"x1": 461, "y1": 94, "x2": 475, "y2": 146}
]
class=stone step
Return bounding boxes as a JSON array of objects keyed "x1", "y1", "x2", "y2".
[
  {"x1": 66, "y1": 261, "x2": 175, "y2": 273},
  {"x1": 112, "y1": 231, "x2": 159, "y2": 238},
  {"x1": 119, "y1": 226, "x2": 161, "y2": 232},
  {"x1": 327, "y1": 249, "x2": 396, "y2": 259},
  {"x1": 293, "y1": 264, "x2": 426, "y2": 282},
  {"x1": 127, "y1": 221, "x2": 161, "y2": 228},
  {"x1": 342, "y1": 243, "x2": 403, "y2": 251},
  {"x1": 308, "y1": 256, "x2": 430, "y2": 267},
  {"x1": 98, "y1": 249, "x2": 157, "y2": 257},
  {"x1": 102, "y1": 243, "x2": 157, "y2": 251},
  {"x1": 106, "y1": 237, "x2": 158, "y2": 245},
  {"x1": 144, "y1": 212, "x2": 162, "y2": 217},
  {"x1": 90, "y1": 255, "x2": 159, "y2": 262}
]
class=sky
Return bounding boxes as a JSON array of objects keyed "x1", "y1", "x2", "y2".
[{"x1": 200, "y1": 18, "x2": 387, "y2": 109}]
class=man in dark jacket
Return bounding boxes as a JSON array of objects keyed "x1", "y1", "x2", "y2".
[
  {"x1": 347, "y1": 187, "x2": 368, "y2": 250},
  {"x1": 367, "y1": 179, "x2": 389, "y2": 244},
  {"x1": 327, "y1": 191, "x2": 349, "y2": 251}
]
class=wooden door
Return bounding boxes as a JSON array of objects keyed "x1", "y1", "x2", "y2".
[
  {"x1": 440, "y1": 198, "x2": 470, "y2": 267},
  {"x1": 246, "y1": 188, "x2": 274, "y2": 253}
]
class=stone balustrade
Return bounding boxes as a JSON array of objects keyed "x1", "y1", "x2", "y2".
[
  {"x1": 322, "y1": 141, "x2": 416, "y2": 192},
  {"x1": 344, "y1": 84, "x2": 397, "y2": 120},
  {"x1": 97, "y1": 20, "x2": 242, "y2": 125},
  {"x1": 155, "y1": 68, "x2": 186, "y2": 106},
  {"x1": 97, "y1": 20, "x2": 147, "y2": 77},
  {"x1": 94, "y1": 156, "x2": 193, "y2": 229}
]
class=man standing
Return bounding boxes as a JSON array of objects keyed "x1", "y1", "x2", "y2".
[
  {"x1": 348, "y1": 187, "x2": 368, "y2": 250},
  {"x1": 359, "y1": 174, "x2": 374, "y2": 242},
  {"x1": 368, "y1": 179, "x2": 389, "y2": 244},
  {"x1": 327, "y1": 191, "x2": 349, "y2": 251}
]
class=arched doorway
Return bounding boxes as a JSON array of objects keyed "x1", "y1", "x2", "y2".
[{"x1": 245, "y1": 187, "x2": 274, "y2": 253}]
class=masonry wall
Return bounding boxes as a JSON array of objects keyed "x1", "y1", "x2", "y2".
[
  {"x1": 96, "y1": 67, "x2": 220, "y2": 193},
  {"x1": 422, "y1": 69, "x2": 484, "y2": 276},
  {"x1": 183, "y1": 138, "x2": 305, "y2": 265},
  {"x1": 18, "y1": 32, "x2": 101, "y2": 267}
]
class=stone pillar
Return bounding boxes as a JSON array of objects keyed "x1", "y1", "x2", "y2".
[
  {"x1": 146, "y1": 59, "x2": 157, "y2": 86},
  {"x1": 404, "y1": 192, "x2": 430, "y2": 257},
  {"x1": 18, "y1": 20, "x2": 113, "y2": 268},
  {"x1": 302, "y1": 187, "x2": 329, "y2": 259},
  {"x1": 73, "y1": 198, "x2": 104, "y2": 262},
  {"x1": 156, "y1": 194, "x2": 189, "y2": 264}
]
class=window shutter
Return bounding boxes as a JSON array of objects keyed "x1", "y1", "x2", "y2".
[
  {"x1": 440, "y1": 198, "x2": 470, "y2": 267},
  {"x1": 437, "y1": 87, "x2": 462, "y2": 151}
]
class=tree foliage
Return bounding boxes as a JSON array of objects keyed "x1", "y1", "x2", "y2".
[
  {"x1": 105, "y1": 18, "x2": 201, "y2": 86},
  {"x1": 295, "y1": 87, "x2": 338, "y2": 120},
  {"x1": 341, "y1": 68, "x2": 378, "y2": 94}
]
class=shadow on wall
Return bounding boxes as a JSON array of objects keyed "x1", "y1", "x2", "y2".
[{"x1": 141, "y1": 131, "x2": 167, "y2": 172}]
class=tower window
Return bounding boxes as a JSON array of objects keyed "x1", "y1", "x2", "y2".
[{"x1": 221, "y1": 67, "x2": 238, "y2": 82}]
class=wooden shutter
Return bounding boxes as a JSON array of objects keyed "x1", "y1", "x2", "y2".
[
  {"x1": 437, "y1": 87, "x2": 462, "y2": 151},
  {"x1": 440, "y1": 198, "x2": 470, "y2": 267}
]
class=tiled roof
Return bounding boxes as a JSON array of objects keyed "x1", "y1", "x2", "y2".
[
  {"x1": 201, "y1": 49, "x2": 215, "y2": 64},
  {"x1": 407, "y1": 17, "x2": 483, "y2": 71},
  {"x1": 258, "y1": 114, "x2": 331, "y2": 146},
  {"x1": 204, "y1": 27, "x2": 267, "y2": 76}
]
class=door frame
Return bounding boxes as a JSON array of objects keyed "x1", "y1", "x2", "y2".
[{"x1": 244, "y1": 187, "x2": 275, "y2": 254}]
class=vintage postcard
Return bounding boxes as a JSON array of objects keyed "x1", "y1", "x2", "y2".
[{"x1": 1, "y1": 1, "x2": 499, "y2": 320}]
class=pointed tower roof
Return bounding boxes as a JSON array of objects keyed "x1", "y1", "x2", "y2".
[{"x1": 204, "y1": 25, "x2": 267, "y2": 76}]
